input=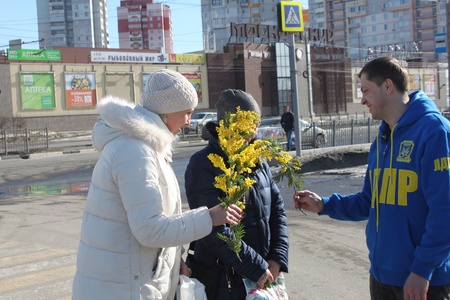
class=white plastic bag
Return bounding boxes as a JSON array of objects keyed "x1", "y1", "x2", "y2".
[
  {"x1": 243, "y1": 274, "x2": 289, "y2": 300},
  {"x1": 177, "y1": 274, "x2": 208, "y2": 300}
]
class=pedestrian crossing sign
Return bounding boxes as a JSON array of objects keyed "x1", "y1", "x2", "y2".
[{"x1": 279, "y1": 1, "x2": 304, "y2": 32}]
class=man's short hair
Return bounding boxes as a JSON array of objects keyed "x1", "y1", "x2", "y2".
[{"x1": 358, "y1": 57, "x2": 409, "y2": 93}]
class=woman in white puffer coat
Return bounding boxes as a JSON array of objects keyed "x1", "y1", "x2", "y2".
[{"x1": 72, "y1": 69, "x2": 243, "y2": 300}]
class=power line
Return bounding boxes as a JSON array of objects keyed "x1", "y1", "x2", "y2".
[{"x1": 0, "y1": 39, "x2": 44, "y2": 49}]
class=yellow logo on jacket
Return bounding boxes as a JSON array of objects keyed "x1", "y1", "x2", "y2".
[
  {"x1": 397, "y1": 140, "x2": 414, "y2": 163},
  {"x1": 370, "y1": 168, "x2": 418, "y2": 207},
  {"x1": 434, "y1": 157, "x2": 450, "y2": 171}
]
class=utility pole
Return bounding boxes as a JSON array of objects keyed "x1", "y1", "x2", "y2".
[
  {"x1": 279, "y1": 1, "x2": 304, "y2": 156},
  {"x1": 289, "y1": 33, "x2": 302, "y2": 156},
  {"x1": 305, "y1": 34, "x2": 314, "y2": 122}
]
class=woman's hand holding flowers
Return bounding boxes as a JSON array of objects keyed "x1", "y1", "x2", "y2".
[{"x1": 209, "y1": 204, "x2": 243, "y2": 226}]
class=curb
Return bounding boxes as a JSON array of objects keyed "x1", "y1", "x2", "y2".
[
  {"x1": 0, "y1": 148, "x2": 96, "y2": 161},
  {"x1": 28, "y1": 148, "x2": 96, "y2": 159}
]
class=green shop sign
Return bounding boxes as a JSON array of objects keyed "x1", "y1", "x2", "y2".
[
  {"x1": 7, "y1": 49, "x2": 61, "y2": 61},
  {"x1": 20, "y1": 73, "x2": 56, "y2": 109}
]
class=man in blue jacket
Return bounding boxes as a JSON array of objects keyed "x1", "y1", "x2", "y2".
[
  {"x1": 295, "y1": 57, "x2": 450, "y2": 300},
  {"x1": 185, "y1": 89, "x2": 289, "y2": 300}
]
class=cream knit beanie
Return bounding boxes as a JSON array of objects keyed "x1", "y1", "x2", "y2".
[{"x1": 141, "y1": 69, "x2": 198, "y2": 114}]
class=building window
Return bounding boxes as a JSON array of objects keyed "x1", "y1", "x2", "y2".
[
  {"x1": 275, "y1": 42, "x2": 292, "y2": 115},
  {"x1": 212, "y1": 0, "x2": 223, "y2": 5},
  {"x1": 349, "y1": 5, "x2": 366, "y2": 13}
]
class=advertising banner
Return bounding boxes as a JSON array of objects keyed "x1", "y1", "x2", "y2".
[
  {"x1": 143, "y1": 72, "x2": 202, "y2": 102},
  {"x1": 183, "y1": 73, "x2": 202, "y2": 102},
  {"x1": 20, "y1": 73, "x2": 55, "y2": 109},
  {"x1": 91, "y1": 51, "x2": 169, "y2": 63},
  {"x1": 8, "y1": 49, "x2": 61, "y2": 61},
  {"x1": 408, "y1": 74, "x2": 420, "y2": 92},
  {"x1": 65, "y1": 73, "x2": 97, "y2": 108},
  {"x1": 169, "y1": 54, "x2": 206, "y2": 64},
  {"x1": 90, "y1": 52, "x2": 206, "y2": 65},
  {"x1": 424, "y1": 74, "x2": 435, "y2": 96}
]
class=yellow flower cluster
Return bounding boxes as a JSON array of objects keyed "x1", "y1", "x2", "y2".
[{"x1": 208, "y1": 108, "x2": 303, "y2": 258}]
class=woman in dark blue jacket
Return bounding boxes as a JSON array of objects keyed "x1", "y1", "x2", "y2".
[{"x1": 184, "y1": 89, "x2": 289, "y2": 300}]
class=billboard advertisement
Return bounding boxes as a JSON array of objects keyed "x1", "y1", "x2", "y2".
[
  {"x1": 20, "y1": 73, "x2": 55, "y2": 109},
  {"x1": 65, "y1": 73, "x2": 97, "y2": 108}
]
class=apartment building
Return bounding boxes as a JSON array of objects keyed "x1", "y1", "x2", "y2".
[
  {"x1": 202, "y1": 0, "x2": 286, "y2": 52},
  {"x1": 308, "y1": 0, "x2": 447, "y2": 63},
  {"x1": 117, "y1": 0, "x2": 173, "y2": 53},
  {"x1": 37, "y1": 0, "x2": 109, "y2": 49}
]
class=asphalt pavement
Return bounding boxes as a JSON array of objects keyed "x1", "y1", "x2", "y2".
[{"x1": 0, "y1": 132, "x2": 373, "y2": 299}]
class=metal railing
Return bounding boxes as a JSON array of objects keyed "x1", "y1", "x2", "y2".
[
  {"x1": 309, "y1": 118, "x2": 382, "y2": 149},
  {"x1": 0, "y1": 118, "x2": 382, "y2": 157},
  {"x1": 0, "y1": 128, "x2": 49, "y2": 155},
  {"x1": 179, "y1": 117, "x2": 383, "y2": 149}
]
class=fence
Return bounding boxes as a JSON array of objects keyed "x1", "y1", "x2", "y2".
[
  {"x1": 310, "y1": 118, "x2": 382, "y2": 149},
  {"x1": 0, "y1": 118, "x2": 382, "y2": 156},
  {"x1": 0, "y1": 128, "x2": 49, "y2": 155},
  {"x1": 180, "y1": 117, "x2": 383, "y2": 149}
]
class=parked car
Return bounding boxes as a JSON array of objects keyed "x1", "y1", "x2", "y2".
[
  {"x1": 256, "y1": 117, "x2": 327, "y2": 149},
  {"x1": 442, "y1": 107, "x2": 450, "y2": 120},
  {"x1": 184, "y1": 112, "x2": 217, "y2": 134}
]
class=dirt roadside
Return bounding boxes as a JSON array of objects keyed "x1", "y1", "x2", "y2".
[{"x1": 297, "y1": 144, "x2": 370, "y2": 173}]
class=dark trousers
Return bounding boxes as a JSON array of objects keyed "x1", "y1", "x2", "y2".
[
  {"x1": 285, "y1": 129, "x2": 293, "y2": 151},
  {"x1": 370, "y1": 275, "x2": 450, "y2": 300}
]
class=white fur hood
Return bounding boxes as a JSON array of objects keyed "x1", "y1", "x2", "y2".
[{"x1": 92, "y1": 96, "x2": 175, "y2": 156}]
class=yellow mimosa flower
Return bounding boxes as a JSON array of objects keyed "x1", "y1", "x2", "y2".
[{"x1": 208, "y1": 107, "x2": 302, "y2": 259}]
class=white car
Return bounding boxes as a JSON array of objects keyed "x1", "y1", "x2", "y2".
[
  {"x1": 184, "y1": 112, "x2": 217, "y2": 134},
  {"x1": 256, "y1": 117, "x2": 327, "y2": 149}
]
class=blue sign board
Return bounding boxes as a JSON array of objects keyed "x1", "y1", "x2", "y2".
[
  {"x1": 280, "y1": 1, "x2": 304, "y2": 32},
  {"x1": 435, "y1": 33, "x2": 447, "y2": 54}
]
